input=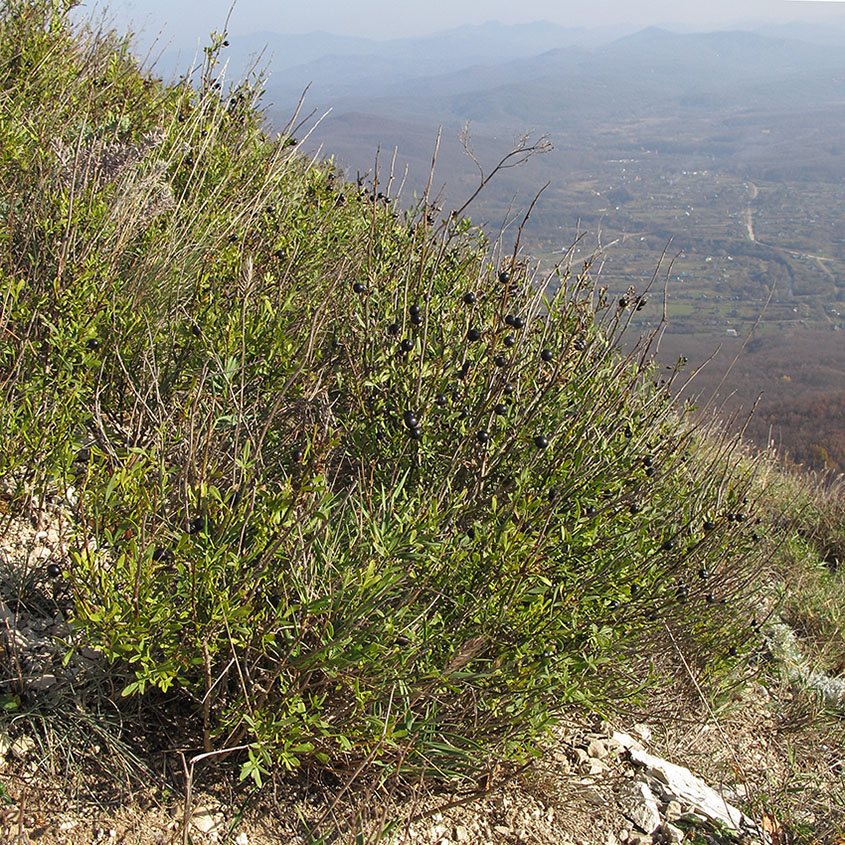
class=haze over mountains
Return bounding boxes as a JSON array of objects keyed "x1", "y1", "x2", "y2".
[{"x1": 153, "y1": 19, "x2": 845, "y2": 470}]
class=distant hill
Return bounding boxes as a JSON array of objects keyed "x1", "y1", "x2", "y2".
[{"x1": 153, "y1": 20, "x2": 633, "y2": 87}]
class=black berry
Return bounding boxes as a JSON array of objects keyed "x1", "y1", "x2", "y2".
[
  {"x1": 187, "y1": 516, "x2": 205, "y2": 535},
  {"x1": 494, "y1": 354, "x2": 507, "y2": 367},
  {"x1": 534, "y1": 435, "x2": 549, "y2": 449},
  {"x1": 152, "y1": 546, "x2": 172, "y2": 563},
  {"x1": 512, "y1": 316, "x2": 525, "y2": 330},
  {"x1": 540, "y1": 348, "x2": 553, "y2": 362},
  {"x1": 400, "y1": 339, "x2": 414, "y2": 353},
  {"x1": 388, "y1": 322, "x2": 400, "y2": 336},
  {"x1": 498, "y1": 270, "x2": 510, "y2": 283},
  {"x1": 403, "y1": 411, "x2": 418, "y2": 428},
  {"x1": 409, "y1": 427, "x2": 423, "y2": 441},
  {"x1": 352, "y1": 282, "x2": 366, "y2": 294},
  {"x1": 463, "y1": 292, "x2": 477, "y2": 305},
  {"x1": 467, "y1": 328, "x2": 481, "y2": 342},
  {"x1": 435, "y1": 393, "x2": 447, "y2": 406},
  {"x1": 476, "y1": 429, "x2": 490, "y2": 444},
  {"x1": 86, "y1": 338, "x2": 100, "y2": 351},
  {"x1": 504, "y1": 335, "x2": 516, "y2": 348},
  {"x1": 46, "y1": 563, "x2": 61, "y2": 578},
  {"x1": 505, "y1": 314, "x2": 516, "y2": 326}
]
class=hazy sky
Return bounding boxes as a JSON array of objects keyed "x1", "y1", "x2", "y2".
[{"x1": 89, "y1": 0, "x2": 845, "y2": 45}]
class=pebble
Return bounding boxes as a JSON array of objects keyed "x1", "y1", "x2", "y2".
[
  {"x1": 191, "y1": 808, "x2": 224, "y2": 835},
  {"x1": 660, "y1": 799, "x2": 679, "y2": 822},
  {"x1": 664, "y1": 823, "x2": 684, "y2": 844},
  {"x1": 588, "y1": 739, "x2": 609, "y2": 759},
  {"x1": 11, "y1": 735, "x2": 35, "y2": 759}
]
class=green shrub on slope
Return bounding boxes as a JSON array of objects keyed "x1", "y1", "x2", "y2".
[{"x1": 0, "y1": 0, "x2": 770, "y2": 791}]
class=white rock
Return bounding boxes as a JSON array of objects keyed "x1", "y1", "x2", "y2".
[
  {"x1": 619, "y1": 781, "x2": 661, "y2": 833},
  {"x1": 235, "y1": 834, "x2": 249, "y2": 845},
  {"x1": 665, "y1": 824, "x2": 684, "y2": 845},
  {"x1": 629, "y1": 748, "x2": 750, "y2": 831},
  {"x1": 632, "y1": 724, "x2": 653, "y2": 743},
  {"x1": 453, "y1": 825, "x2": 470, "y2": 842},
  {"x1": 610, "y1": 731, "x2": 645, "y2": 753}
]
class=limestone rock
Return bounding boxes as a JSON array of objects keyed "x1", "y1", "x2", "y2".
[
  {"x1": 610, "y1": 731, "x2": 645, "y2": 753},
  {"x1": 619, "y1": 781, "x2": 661, "y2": 834},
  {"x1": 629, "y1": 748, "x2": 751, "y2": 831}
]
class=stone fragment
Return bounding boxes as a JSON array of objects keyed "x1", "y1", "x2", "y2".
[
  {"x1": 610, "y1": 731, "x2": 645, "y2": 753},
  {"x1": 629, "y1": 748, "x2": 749, "y2": 831},
  {"x1": 191, "y1": 808, "x2": 224, "y2": 835},
  {"x1": 588, "y1": 739, "x2": 609, "y2": 759},
  {"x1": 28, "y1": 673, "x2": 59, "y2": 691},
  {"x1": 589, "y1": 757, "x2": 610, "y2": 776},
  {"x1": 235, "y1": 834, "x2": 249, "y2": 845},
  {"x1": 665, "y1": 800, "x2": 682, "y2": 821},
  {"x1": 632, "y1": 724, "x2": 653, "y2": 743},
  {"x1": 11, "y1": 735, "x2": 35, "y2": 759},
  {"x1": 454, "y1": 825, "x2": 470, "y2": 842},
  {"x1": 619, "y1": 781, "x2": 661, "y2": 834},
  {"x1": 664, "y1": 824, "x2": 684, "y2": 845}
]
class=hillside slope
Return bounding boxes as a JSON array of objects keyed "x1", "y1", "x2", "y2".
[{"x1": 0, "y1": 3, "x2": 843, "y2": 843}]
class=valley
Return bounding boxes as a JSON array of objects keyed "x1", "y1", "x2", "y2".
[{"x1": 253, "y1": 25, "x2": 845, "y2": 471}]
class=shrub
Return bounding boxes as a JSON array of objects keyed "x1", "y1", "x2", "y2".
[{"x1": 0, "y1": 0, "x2": 771, "y2": 800}]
